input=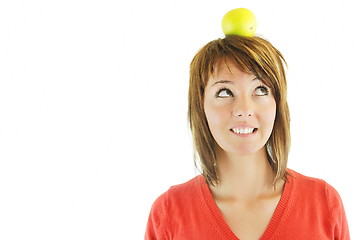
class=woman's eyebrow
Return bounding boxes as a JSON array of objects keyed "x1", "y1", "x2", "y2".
[
  {"x1": 212, "y1": 77, "x2": 259, "y2": 87},
  {"x1": 211, "y1": 80, "x2": 233, "y2": 87}
]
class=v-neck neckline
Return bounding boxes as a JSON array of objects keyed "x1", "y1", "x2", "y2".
[{"x1": 198, "y1": 169, "x2": 296, "y2": 240}]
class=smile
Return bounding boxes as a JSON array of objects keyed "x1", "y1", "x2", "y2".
[{"x1": 230, "y1": 127, "x2": 258, "y2": 135}]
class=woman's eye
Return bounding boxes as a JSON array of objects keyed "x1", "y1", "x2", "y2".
[
  {"x1": 254, "y1": 86, "x2": 269, "y2": 96},
  {"x1": 216, "y1": 88, "x2": 233, "y2": 98}
]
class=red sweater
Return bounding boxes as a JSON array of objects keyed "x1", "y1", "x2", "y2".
[{"x1": 145, "y1": 169, "x2": 350, "y2": 239}]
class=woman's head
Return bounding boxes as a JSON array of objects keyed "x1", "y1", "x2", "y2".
[{"x1": 188, "y1": 35, "x2": 290, "y2": 186}]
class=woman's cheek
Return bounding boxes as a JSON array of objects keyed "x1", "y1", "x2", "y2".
[
  {"x1": 260, "y1": 101, "x2": 276, "y2": 129},
  {"x1": 206, "y1": 104, "x2": 228, "y2": 126}
]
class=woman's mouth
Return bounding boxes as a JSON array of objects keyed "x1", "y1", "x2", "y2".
[{"x1": 230, "y1": 127, "x2": 258, "y2": 135}]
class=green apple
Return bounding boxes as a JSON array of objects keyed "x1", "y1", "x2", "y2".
[{"x1": 221, "y1": 8, "x2": 257, "y2": 37}]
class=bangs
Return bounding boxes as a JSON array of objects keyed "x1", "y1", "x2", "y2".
[{"x1": 199, "y1": 36, "x2": 280, "y2": 95}]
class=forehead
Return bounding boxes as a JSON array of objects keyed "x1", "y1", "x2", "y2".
[{"x1": 207, "y1": 56, "x2": 275, "y2": 91}]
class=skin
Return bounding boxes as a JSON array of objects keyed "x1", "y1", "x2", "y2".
[{"x1": 203, "y1": 58, "x2": 285, "y2": 240}]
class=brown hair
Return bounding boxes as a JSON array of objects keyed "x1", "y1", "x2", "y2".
[{"x1": 188, "y1": 35, "x2": 290, "y2": 186}]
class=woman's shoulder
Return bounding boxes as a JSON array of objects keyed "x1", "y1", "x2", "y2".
[
  {"x1": 151, "y1": 175, "x2": 205, "y2": 209},
  {"x1": 287, "y1": 168, "x2": 328, "y2": 188},
  {"x1": 146, "y1": 176, "x2": 204, "y2": 238},
  {"x1": 286, "y1": 168, "x2": 343, "y2": 205},
  {"x1": 285, "y1": 169, "x2": 349, "y2": 239}
]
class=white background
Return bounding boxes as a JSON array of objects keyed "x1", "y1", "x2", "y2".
[{"x1": 0, "y1": 0, "x2": 358, "y2": 239}]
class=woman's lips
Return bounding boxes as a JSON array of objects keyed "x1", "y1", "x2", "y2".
[{"x1": 230, "y1": 124, "x2": 258, "y2": 136}]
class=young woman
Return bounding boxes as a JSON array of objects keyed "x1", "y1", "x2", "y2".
[{"x1": 145, "y1": 36, "x2": 350, "y2": 240}]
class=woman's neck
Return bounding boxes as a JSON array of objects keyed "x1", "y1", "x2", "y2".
[{"x1": 211, "y1": 147, "x2": 282, "y2": 202}]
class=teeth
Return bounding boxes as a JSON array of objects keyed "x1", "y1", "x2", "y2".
[{"x1": 232, "y1": 128, "x2": 255, "y2": 134}]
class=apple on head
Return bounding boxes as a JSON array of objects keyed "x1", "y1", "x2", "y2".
[{"x1": 221, "y1": 8, "x2": 257, "y2": 37}]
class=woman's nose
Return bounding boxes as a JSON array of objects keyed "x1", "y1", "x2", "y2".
[{"x1": 232, "y1": 97, "x2": 254, "y2": 117}]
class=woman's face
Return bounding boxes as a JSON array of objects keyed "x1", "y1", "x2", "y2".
[{"x1": 204, "y1": 59, "x2": 276, "y2": 156}]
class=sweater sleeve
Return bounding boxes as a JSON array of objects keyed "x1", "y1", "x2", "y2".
[
  {"x1": 325, "y1": 183, "x2": 350, "y2": 240},
  {"x1": 145, "y1": 191, "x2": 170, "y2": 240}
]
